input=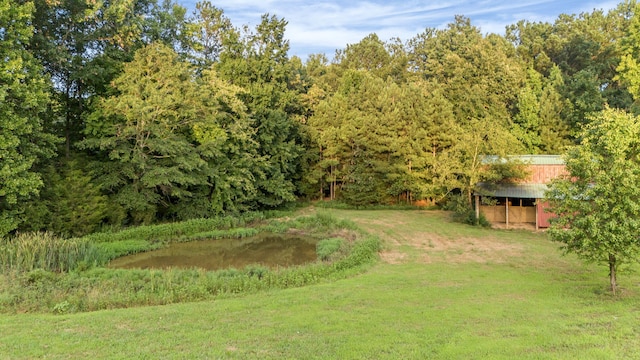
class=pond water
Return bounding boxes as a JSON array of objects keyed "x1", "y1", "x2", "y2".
[{"x1": 108, "y1": 233, "x2": 319, "y2": 271}]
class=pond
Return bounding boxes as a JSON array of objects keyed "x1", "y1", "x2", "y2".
[{"x1": 108, "y1": 233, "x2": 319, "y2": 271}]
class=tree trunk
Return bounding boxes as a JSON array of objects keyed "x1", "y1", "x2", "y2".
[{"x1": 609, "y1": 254, "x2": 617, "y2": 295}]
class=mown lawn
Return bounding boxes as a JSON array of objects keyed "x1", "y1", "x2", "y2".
[{"x1": 2, "y1": 209, "x2": 639, "y2": 359}]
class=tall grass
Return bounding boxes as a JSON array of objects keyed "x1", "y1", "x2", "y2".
[
  {"x1": 81, "y1": 212, "x2": 269, "y2": 244},
  {"x1": 0, "y1": 232, "x2": 94, "y2": 273},
  {"x1": 0, "y1": 236, "x2": 380, "y2": 313},
  {"x1": 0, "y1": 211, "x2": 377, "y2": 313}
]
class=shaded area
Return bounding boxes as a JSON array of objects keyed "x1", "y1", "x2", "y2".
[{"x1": 108, "y1": 233, "x2": 318, "y2": 270}]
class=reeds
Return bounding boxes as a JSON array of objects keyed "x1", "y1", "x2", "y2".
[
  {"x1": 82, "y1": 212, "x2": 268, "y2": 244},
  {"x1": 0, "y1": 232, "x2": 93, "y2": 273}
]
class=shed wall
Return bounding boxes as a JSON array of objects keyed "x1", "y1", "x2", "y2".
[
  {"x1": 480, "y1": 205, "x2": 536, "y2": 224},
  {"x1": 522, "y1": 164, "x2": 566, "y2": 184}
]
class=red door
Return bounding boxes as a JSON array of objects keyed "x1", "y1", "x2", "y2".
[{"x1": 537, "y1": 201, "x2": 555, "y2": 228}]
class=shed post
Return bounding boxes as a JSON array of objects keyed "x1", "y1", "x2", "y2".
[
  {"x1": 535, "y1": 199, "x2": 539, "y2": 231},
  {"x1": 475, "y1": 195, "x2": 480, "y2": 223},
  {"x1": 505, "y1": 197, "x2": 509, "y2": 229}
]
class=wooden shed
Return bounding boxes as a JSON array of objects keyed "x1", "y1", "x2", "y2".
[{"x1": 474, "y1": 155, "x2": 565, "y2": 229}]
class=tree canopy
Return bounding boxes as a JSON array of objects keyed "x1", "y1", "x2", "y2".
[
  {"x1": 546, "y1": 108, "x2": 640, "y2": 294},
  {"x1": 1, "y1": 0, "x2": 639, "y2": 236}
]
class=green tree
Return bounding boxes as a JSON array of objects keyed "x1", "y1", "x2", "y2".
[
  {"x1": 512, "y1": 68, "x2": 544, "y2": 152},
  {"x1": 551, "y1": 8, "x2": 633, "y2": 130},
  {"x1": 408, "y1": 17, "x2": 525, "y2": 129},
  {"x1": 546, "y1": 107, "x2": 640, "y2": 295},
  {"x1": 82, "y1": 43, "x2": 208, "y2": 223},
  {"x1": 538, "y1": 65, "x2": 572, "y2": 153},
  {"x1": 216, "y1": 14, "x2": 304, "y2": 208},
  {"x1": 452, "y1": 119, "x2": 524, "y2": 206},
  {"x1": 21, "y1": 159, "x2": 112, "y2": 237},
  {"x1": 0, "y1": 0, "x2": 58, "y2": 237},
  {"x1": 616, "y1": 2, "x2": 640, "y2": 103},
  {"x1": 29, "y1": 0, "x2": 150, "y2": 156},
  {"x1": 335, "y1": 33, "x2": 408, "y2": 83},
  {"x1": 190, "y1": 1, "x2": 233, "y2": 69},
  {"x1": 512, "y1": 66, "x2": 572, "y2": 153},
  {"x1": 179, "y1": 68, "x2": 259, "y2": 218}
]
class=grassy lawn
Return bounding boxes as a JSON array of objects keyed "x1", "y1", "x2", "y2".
[{"x1": 2, "y1": 209, "x2": 639, "y2": 359}]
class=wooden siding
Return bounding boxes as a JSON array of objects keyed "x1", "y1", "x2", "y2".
[
  {"x1": 480, "y1": 205, "x2": 536, "y2": 224},
  {"x1": 537, "y1": 201, "x2": 555, "y2": 228},
  {"x1": 522, "y1": 164, "x2": 566, "y2": 184}
]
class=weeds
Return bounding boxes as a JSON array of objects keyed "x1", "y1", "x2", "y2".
[
  {"x1": 0, "y1": 212, "x2": 379, "y2": 314},
  {"x1": 317, "y1": 238, "x2": 345, "y2": 261}
]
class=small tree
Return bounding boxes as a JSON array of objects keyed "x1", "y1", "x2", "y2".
[{"x1": 546, "y1": 107, "x2": 640, "y2": 295}]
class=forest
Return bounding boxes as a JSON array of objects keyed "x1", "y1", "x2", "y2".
[{"x1": 2, "y1": 0, "x2": 640, "y2": 238}]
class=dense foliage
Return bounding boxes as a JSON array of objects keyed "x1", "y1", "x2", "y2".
[{"x1": 1, "y1": 0, "x2": 639, "y2": 237}]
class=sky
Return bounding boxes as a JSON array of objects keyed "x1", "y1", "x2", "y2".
[{"x1": 179, "y1": 0, "x2": 620, "y2": 60}]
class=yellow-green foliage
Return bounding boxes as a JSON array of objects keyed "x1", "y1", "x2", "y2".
[{"x1": 0, "y1": 232, "x2": 93, "y2": 273}]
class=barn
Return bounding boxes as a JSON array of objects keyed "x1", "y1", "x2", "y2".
[{"x1": 474, "y1": 155, "x2": 566, "y2": 230}]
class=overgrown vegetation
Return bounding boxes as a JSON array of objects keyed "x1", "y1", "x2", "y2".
[
  {"x1": 443, "y1": 194, "x2": 491, "y2": 227},
  {"x1": 0, "y1": 233, "x2": 93, "y2": 273},
  {"x1": 317, "y1": 238, "x2": 345, "y2": 261},
  {"x1": 0, "y1": 212, "x2": 380, "y2": 314}
]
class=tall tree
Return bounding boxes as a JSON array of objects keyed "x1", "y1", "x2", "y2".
[
  {"x1": 216, "y1": 14, "x2": 303, "y2": 208},
  {"x1": 408, "y1": 16, "x2": 525, "y2": 129},
  {"x1": 546, "y1": 107, "x2": 640, "y2": 295},
  {"x1": 82, "y1": 43, "x2": 204, "y2": 222},
  {"x1": 512, "y1": 66, "x2": 571, "y2": 153},
  {"x1": 83, "y1": 42, "x2": 256, "y2": 222},
  {"x1": 189, "y1": 1, "x2": 233, "y2": 69},
  {"x1": 551, "y1": 8, "x2": 633, "y2": 130},
  {"x1": 28, "y1": 0, "x2": 155, "y2": 157},
  {"x1": 335, "y1": 33, "x2": 407, "y2": 83},
  {"x1": 0, "y1": 0, "x2": 58, "y2": 237}
]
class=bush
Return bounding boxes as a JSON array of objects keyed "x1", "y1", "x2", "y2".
[
  {"x1": 444, "y1": 194, "x2": 490, "y2": 227},
  {"x1": 81, "y1": 212, "x2": 271, "y2": 244}
]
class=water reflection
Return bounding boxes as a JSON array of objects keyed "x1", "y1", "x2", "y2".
[{"x1": 108, "y1": 233, "x2": 318, "y2": 270}]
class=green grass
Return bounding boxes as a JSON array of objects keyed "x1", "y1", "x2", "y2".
[{"x1": 1, "y1": 208, "x2": 639, "y2": 359}]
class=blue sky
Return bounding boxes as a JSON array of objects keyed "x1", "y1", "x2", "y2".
[{"x1": 179, "y1": 0, "x2": 619, "y2": 60}]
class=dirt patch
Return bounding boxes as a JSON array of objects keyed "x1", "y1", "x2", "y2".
[
  {"x1": 379, "y1": 251, "x2": 407, "y2": 264},
  {"x1": 375, "y1": 229, "x2": 524, "y2": 265}
]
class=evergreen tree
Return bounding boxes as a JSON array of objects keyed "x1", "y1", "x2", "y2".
[
  {"x1": 216, "y1": 14, "x2": 303, "y2": 208},
  {"x1": 82, "y1": 43, "x2": 202, "y2": 222}
]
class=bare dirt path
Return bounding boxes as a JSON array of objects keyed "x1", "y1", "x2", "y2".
[{"x1": 313, "y1": 208, "x2": 529, "y2": 265}]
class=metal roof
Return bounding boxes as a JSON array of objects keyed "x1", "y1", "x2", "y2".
[
  {"x1": 475, "y1": 182, "x2": 549, "y2": 199},
  {"x1": 481, "y1": 155, "x2": 564, "y2": 165}
]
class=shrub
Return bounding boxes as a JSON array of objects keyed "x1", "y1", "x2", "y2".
[{"x1": 444, "y1": 194, "x2": 490, "y2": 227}]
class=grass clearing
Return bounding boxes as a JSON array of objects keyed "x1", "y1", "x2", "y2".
[{"x1": 2, "y1": 208, "x2": 640, "y2": 359}]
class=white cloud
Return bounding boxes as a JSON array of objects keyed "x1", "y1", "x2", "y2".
[{"x1": 180, "y1": 0, "x2": 620, "y2": 60}]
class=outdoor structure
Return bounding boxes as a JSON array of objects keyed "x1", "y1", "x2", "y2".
[{"x1": 474, "y1": 155, "x2": 566, "y2": 230}]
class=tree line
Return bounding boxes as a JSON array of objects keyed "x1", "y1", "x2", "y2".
[{"x1": 2, "y1": 0, "x2": 639, "y2": 238}]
